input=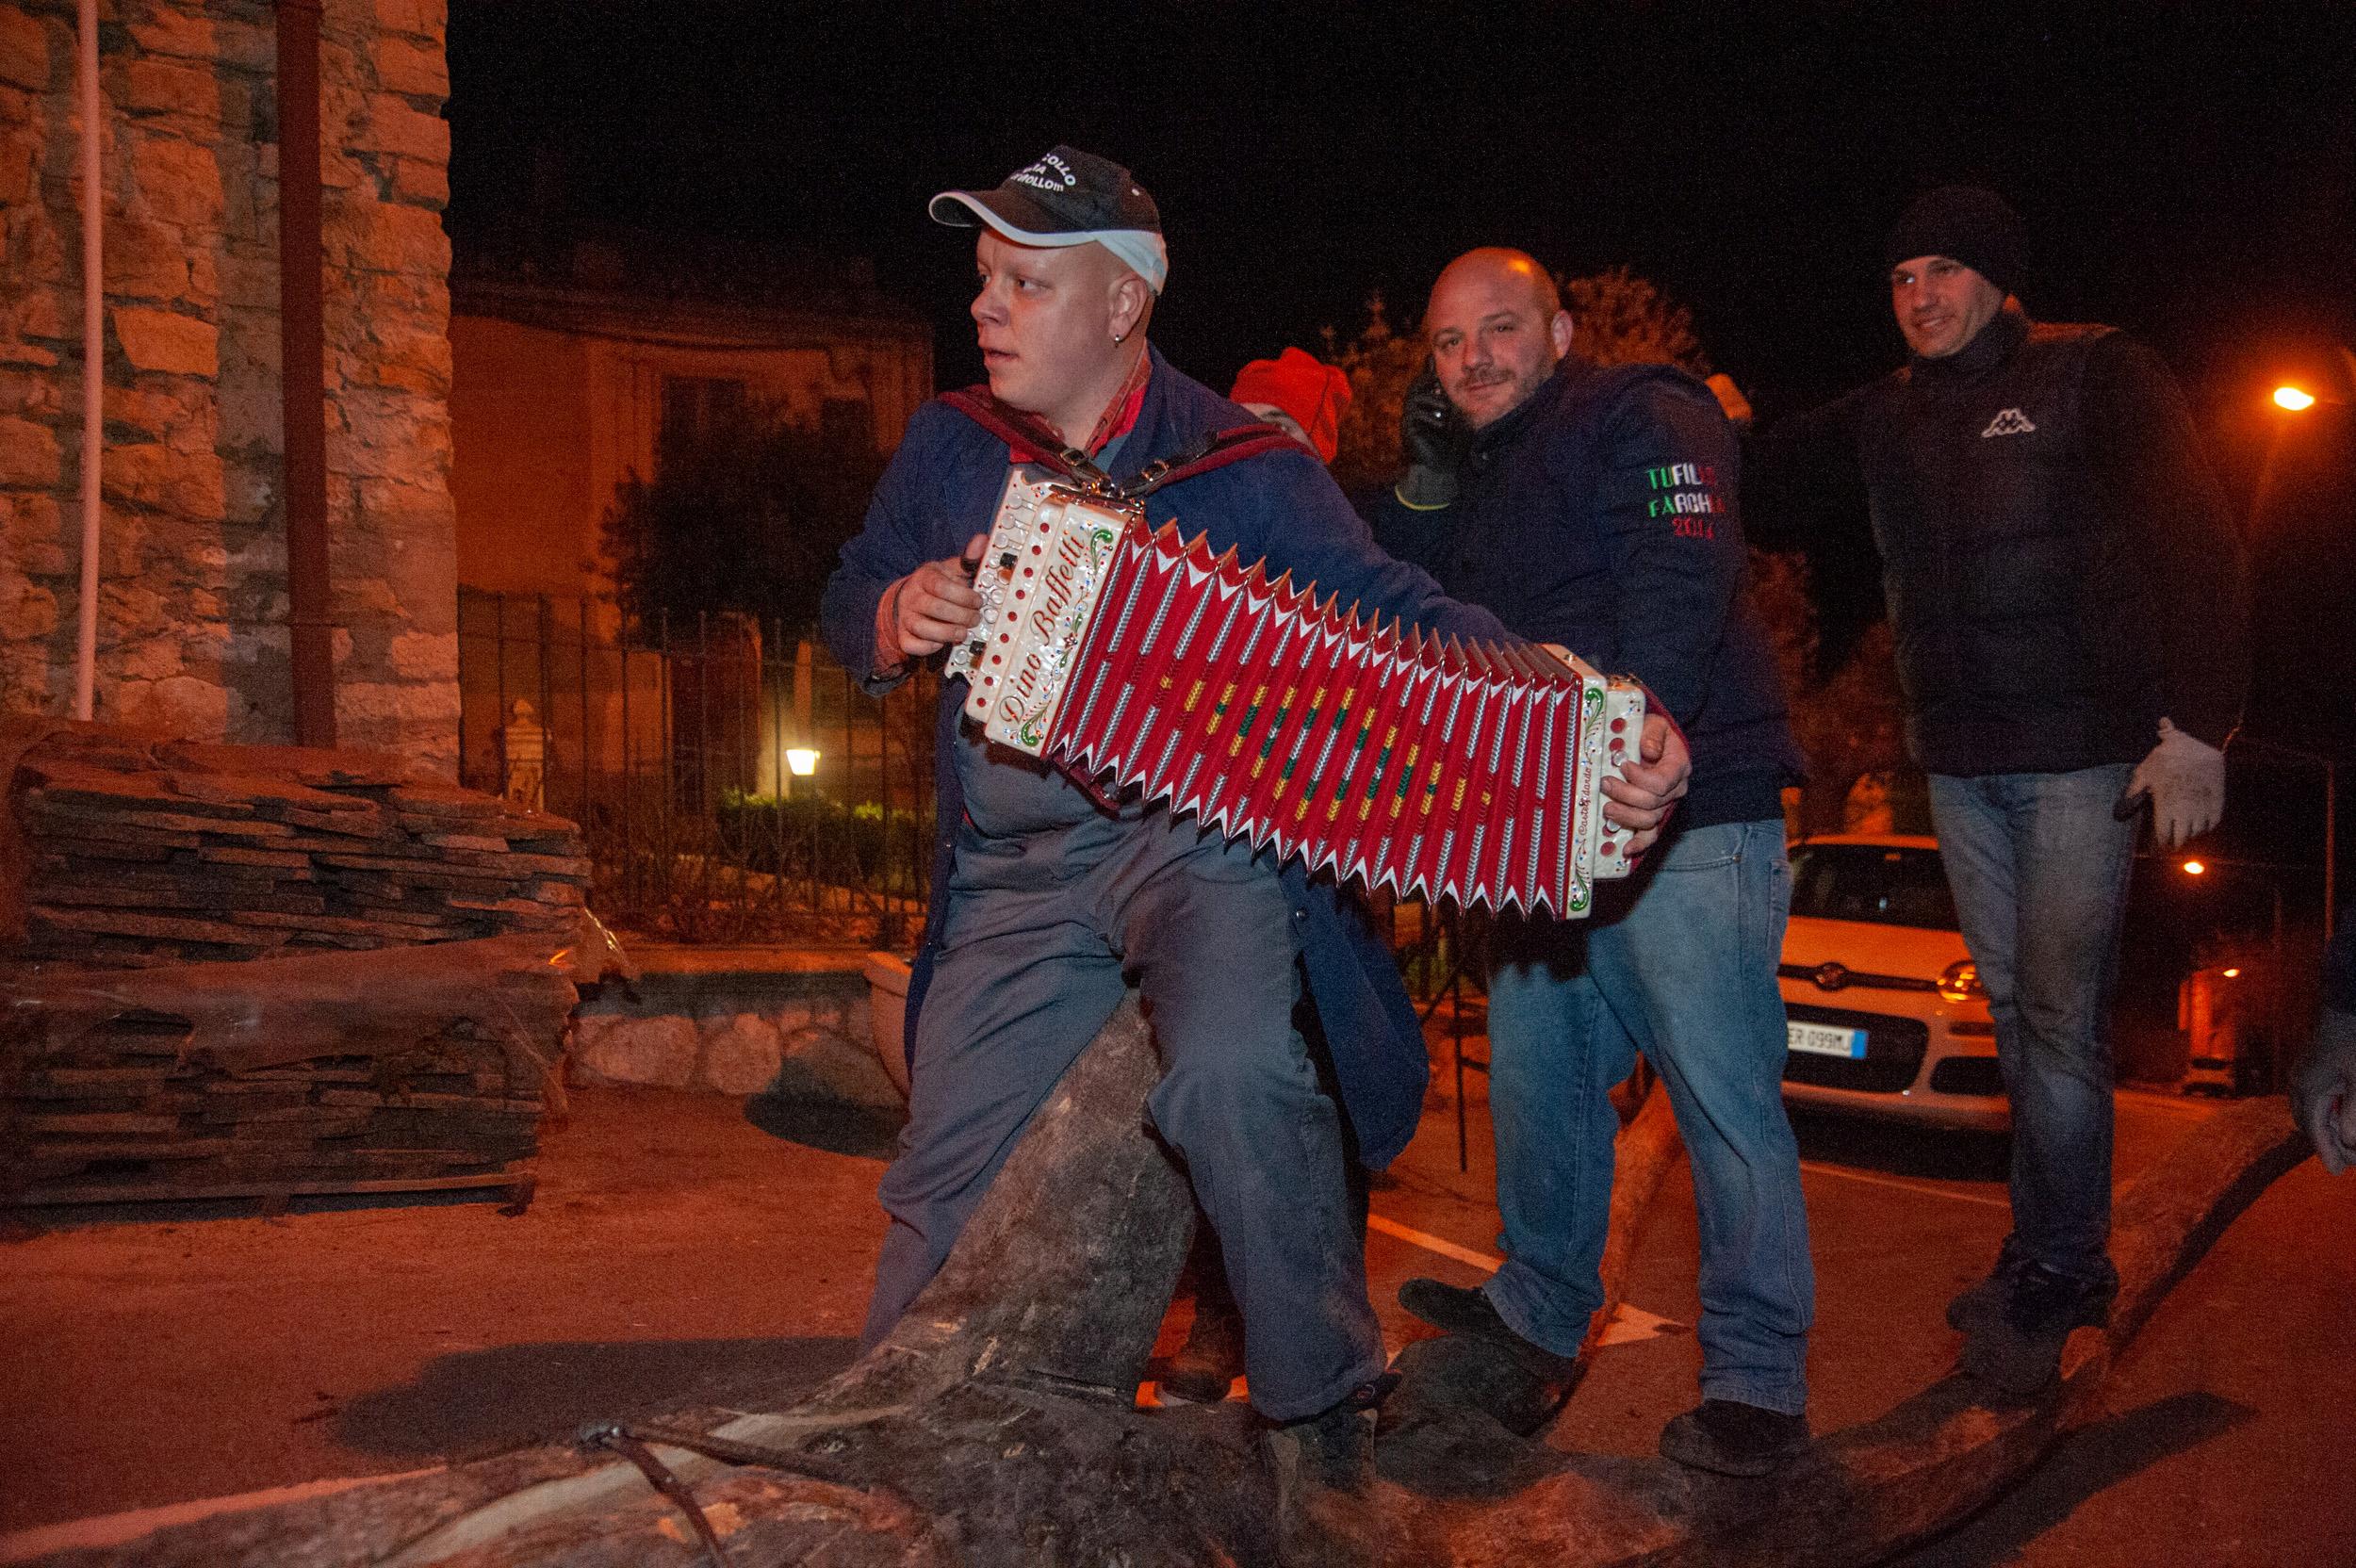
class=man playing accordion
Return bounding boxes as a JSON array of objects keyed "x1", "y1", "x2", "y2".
[{"x1": 819, "y1": 147, "x2": 1690, "y2": 1501}]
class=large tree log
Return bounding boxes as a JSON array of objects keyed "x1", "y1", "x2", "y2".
[
  {"x1": 2, "y1": 928, "x2": 612, "y2": 1206},
  {"x1": 21, "y1": 1005, "x2": 2308, "y2": 1568}
]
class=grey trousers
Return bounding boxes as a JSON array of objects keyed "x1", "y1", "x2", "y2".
[{"x1": 859, "y1": 824, "x2": 1384, "y2": 1422}]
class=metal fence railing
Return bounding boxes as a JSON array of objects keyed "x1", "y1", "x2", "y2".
[{"x1": 456, "y1": 590, "x2": 939, "y2": 946}]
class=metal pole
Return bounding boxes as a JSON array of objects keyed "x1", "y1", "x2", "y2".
[
  {"x1": 2326, "y1": 760, "x2": 2337, "y2": 943},
  {"x1": 536, "y1": 596, "x2": 554, "y2": 808},
  {"x1": 276, "y1": 0, "x2": 335, "y2": 745},
  {"x1": 578, "y1": 596, "x2": 591, "y2": 825},
  {"x1": 73, "y1": 0, "x2": 102, "y2": 720},
  {"x1": 492, "y1": 592, "x2": 506, "y2": 747},
  {"x1": 772, "y1": 618, "x2": 787, "y2": 922},
  {"x1": 620, "y1": 629, "x2": 633, "y2": 910},
  {"x1": 695, "y1": 610, "x2": 711, "y2": 814}
]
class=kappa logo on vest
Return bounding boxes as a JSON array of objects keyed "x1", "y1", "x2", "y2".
[{"x1": 1981, "y1": 407, "x2": 2037, "y2": 437}]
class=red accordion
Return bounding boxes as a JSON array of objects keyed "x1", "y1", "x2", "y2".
[{"x1": 945, "y1": 484, "x2": 1644, "y2": 918}]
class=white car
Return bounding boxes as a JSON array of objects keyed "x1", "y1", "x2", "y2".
[{"x1": 1778, "y1": 834, "x2": 2008, "y2": 1132}]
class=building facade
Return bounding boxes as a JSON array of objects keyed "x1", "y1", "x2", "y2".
[{"x1": 0, "y1": 0, "x2": 462, "y2": 771}]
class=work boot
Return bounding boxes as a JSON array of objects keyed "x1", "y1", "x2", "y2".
[
  {"x1": 1266, "y1": 1375, "x2": 1397, "y2": 1567},
  {"x1": 1659, "y1": 1398, "x2": 1811, "y2": 1477},
  {"x1": 1160, "y1": 1291, "x2": 1244, "y2": 1405},
  {"x1": 1398, "y1": 1278, "x2": 1580, "y2": 1377},
  {"x1": 1944, "y1": 1236, "x2": 2030, "y2": 1333},
  {"x1": 1961, "y1": 1259, "x2": 2119, "y2": 1400},
  {"x1": 1267, "y1": 1376, "x2": 1392, "y2": 1494}
]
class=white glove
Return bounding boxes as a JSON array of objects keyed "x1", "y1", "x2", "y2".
[
  {"x1": 2125, "y1": 718, "x2": 2225, "y2": 849},
  {"x1": 2294, "y1": 1007, "x2": 2356, "y2": 1175}
]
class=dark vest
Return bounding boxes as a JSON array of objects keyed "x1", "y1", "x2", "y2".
[{"x1": 1854, "y1": 312, "x2": 2161, "y2": 775}]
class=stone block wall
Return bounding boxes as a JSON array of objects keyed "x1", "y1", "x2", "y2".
[
  {"x1": 571, "y1": 957, "x2": 904, "y2": 1115},
  {"x1": 0, "y1": 0, "x2": 459, "y2": 774}
]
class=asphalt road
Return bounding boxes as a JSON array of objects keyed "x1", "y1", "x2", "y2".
[{"x1": 3, "y1": 1039, "x2": 2350, "y2": 1564}]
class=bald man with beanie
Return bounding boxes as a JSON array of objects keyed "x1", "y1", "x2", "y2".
[{"x1": 1761, "y1": 185, "x2": 2248, "y2": 1397}]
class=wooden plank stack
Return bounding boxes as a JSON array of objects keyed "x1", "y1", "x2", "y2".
[
  {"x1": 4, "y1": 725, "x2": 587, "y2": 972},
  {"x1": 1, "y1": 722, "x2": 590, "y2": 1208}
]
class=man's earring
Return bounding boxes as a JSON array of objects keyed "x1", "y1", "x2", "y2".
[{"x1": 1113, "y1": 332, "x2": 1125, "y2": 344}]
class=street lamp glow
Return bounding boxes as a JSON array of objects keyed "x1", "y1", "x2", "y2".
[
  {"x1": 2273, "y1": 384, "x2": 2316, "y2": 412},
  {"x1": 2182, "y1": 858, "x2": 2206, "y2": 876},
  {"x1": 786, "y1": 747, "x2": 820, "y2": 777}
]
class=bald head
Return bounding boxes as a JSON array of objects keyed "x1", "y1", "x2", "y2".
[{"x1": 1425, "y1": 248, "x2": 1574, "y2": 429}]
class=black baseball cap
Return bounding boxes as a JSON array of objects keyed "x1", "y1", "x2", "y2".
[{"x1": 930, "y1": 145, "x2": 1169, "y2": 293}]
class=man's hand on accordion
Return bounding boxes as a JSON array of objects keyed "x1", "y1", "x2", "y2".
[
  {"x1": 1598, "y1": 712, "x2": 1692, "y2": 859},
  {"x1": 880, "y1": 533, "x2": 990, "y2": 664}
]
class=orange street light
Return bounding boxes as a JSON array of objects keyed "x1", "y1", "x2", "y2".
[
  {"x1": 2182, "y1": 858, "x2": 2206, "y2": 875},
  {"x1": 2273, "y1": 384, "x2": 2317, "y2": 412}
]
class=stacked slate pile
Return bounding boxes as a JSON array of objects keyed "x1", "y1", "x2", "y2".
[
  {"x1": 0, "y1": 721, "x2": 593, "y2": 1207},
  {"x1": 2, "y1": 724, "x2": 586, "y2": 972}
]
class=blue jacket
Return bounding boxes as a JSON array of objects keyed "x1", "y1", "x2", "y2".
[
  {"x1": 820, "y1": 346, "x2": 1512, "y2": 1168},
  {"x1": 1367, "y1": 360, "x2": 1804, "y2": 828}
]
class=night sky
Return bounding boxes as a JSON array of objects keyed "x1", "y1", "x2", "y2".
[{"x1": 444, "y1": 2, "x2": 2356, "y2": 887}]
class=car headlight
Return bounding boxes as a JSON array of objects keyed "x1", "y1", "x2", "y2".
[{"x1": 1938, "y1": 959, "x2": 1985, "y2": 1004}]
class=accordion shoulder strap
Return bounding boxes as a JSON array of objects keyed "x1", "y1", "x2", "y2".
[
  {"x1": 940, "y1": 384, "x2": 1299, "y2": 500},
  {"x1": 939, "y1": 386, "x2": 1104, "y2": 484}
]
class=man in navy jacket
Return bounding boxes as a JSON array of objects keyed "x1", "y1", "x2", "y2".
[
  {"x1": 820, "y1": 152, "x2": 1688, "y2": 1487},
  {"x1": 1369, "y1": 249, "x2": 1813, "y2": 1477}
]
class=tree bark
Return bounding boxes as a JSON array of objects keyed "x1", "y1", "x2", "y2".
[{"x1": 22, "y1": 1006, "x2": 2309, "y2": 1568}]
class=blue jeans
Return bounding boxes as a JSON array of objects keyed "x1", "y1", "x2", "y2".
[
  {"x1": 1928, "y1": 766, "x2": 2136, "y2": 1283},
  {"x1": 1481, "y1": 818, "x2": 1813, "y2": 1415}
]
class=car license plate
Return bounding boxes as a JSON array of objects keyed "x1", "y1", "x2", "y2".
[{"x1": 1788, "y1": 1021, "x2": 1867, "y2": 1059}]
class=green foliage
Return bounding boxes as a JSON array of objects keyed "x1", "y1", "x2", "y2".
[
  {"x1": 712, "y1": 791, "x2": 936, "y2": 883},
  {"x1": 1557, "y1": 266, "x2": 1710, "y2": 378},
  {"x1": 1324, "y1": 291, "x2": 1428, "y2": 496},
  {"x1": 1749, "y1": 550, "x2": 1911, "y2": 831},
  {"x1": 602, "y1": 403, "x2": 885, "y2": 637}
]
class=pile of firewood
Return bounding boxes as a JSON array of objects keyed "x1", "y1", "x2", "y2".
[
  {"x1": 1, "y1": 722, "x2": 595, "y2": 1208},
  {"x1": 4, "y1": 725, "x2": 586, "y2": 972},
  {"x1": 2, "y1": 961, "x2": 552, "y2": 1205}
]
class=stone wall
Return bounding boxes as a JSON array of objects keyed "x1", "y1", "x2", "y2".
[
  {"x1": 570, "y1": 950, "x2": 904, "y2": 1115},
  {"x1": 0, "y1": 0, "x2": 459, "y2": 774}
]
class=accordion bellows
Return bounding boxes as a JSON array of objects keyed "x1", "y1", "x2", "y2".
[{"x1": 946, "y1": 487, "x2": 1644, "y2": 918}]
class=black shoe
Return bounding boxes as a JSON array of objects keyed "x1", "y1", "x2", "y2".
[
  {"x1": 1961, "y1": 1259, "x2": 2119, "y2": 1399},
  {"x1": 1944, "y1": 1236, "x2": 2031, "y2": 1333},
  {"x1": 1159, "y1": 1294, "x2": 1244, "y2": 1405},
  {"x1": 1397, "y1": 1278, "x2": 1579, "y2": 1376},
  {"x1": 1266, "y1": 1373, "x2": 1399, "y2": 1495},
  {"x1": 1658, "y1": 1398, "x2": 1810, "y2": 1477}
]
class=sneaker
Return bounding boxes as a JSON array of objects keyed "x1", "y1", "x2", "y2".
[
  {"x1": 1397, "y1": 1278, "x2": 1579, "y2": 1377},
  {"x1": 1960, "y1": 1260, "x2": 2119, "y2": 1399},
  {"x1": 1658, "y1": 1398, "x2": 1810, "y2": 1477},
  {"x1": 1944, "y1": 1236, "x2": 2031, "y2": 1333}
]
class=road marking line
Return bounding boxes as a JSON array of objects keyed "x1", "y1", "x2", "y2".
[
  {"x1": 2118, "y1": 1089, "x2": 2216, "y2": 1118},
  {"x1": 1798, "y1": 1160, "x2": 2009, "y2": 1208},
  {"x1": 1366, "y1": 1215, "x2": 1692, "y2": 1343},
  {"x1": 1595, "y1": 1302, "x2": 1684, "y2": 1346},
  {"x1": 1366, "y1": 1213, "x2": 1503, "y2": 1271}
]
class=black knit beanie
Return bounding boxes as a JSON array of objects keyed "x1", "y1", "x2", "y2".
[{"x1": 1886, "y1": 186, "x2": 2025, "y2": 299}]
